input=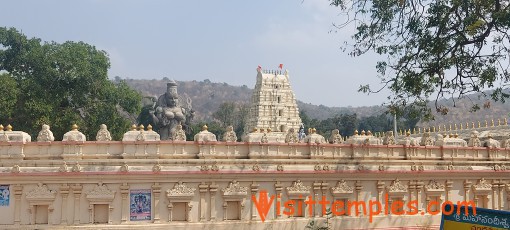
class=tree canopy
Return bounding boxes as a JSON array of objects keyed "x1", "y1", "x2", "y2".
[
  {"x1": 330, "y1": 0, "x2": 510, "y2": 118},
  {"x1": 0, "y1": 27, "x2": 142, "y2": 140}
]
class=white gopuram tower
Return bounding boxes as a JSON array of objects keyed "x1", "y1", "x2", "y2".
[{"x1": 243, "y1": 68, "x2": 302, "y2": 142}]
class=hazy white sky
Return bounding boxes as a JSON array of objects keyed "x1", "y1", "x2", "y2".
[{"x1": 1, "y1": 0, "x2": 391, "y2": 107}]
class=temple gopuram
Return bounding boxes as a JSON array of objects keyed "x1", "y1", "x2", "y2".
[{"x1": 0, "y1": 69, "x2": 509, "y2": 229}]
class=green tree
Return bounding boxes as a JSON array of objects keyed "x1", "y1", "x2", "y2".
[
  {"x1": 211, "y1": 102, "x2": 249, "y2": 140},
  {"x1": 338, "y1": 113, "x2": 359, "y2": 137},
  {"x1": 212, "y1": 102, "x2": 237, "y2": 127},
  {"x1": 0, "y1": 73, "x2": 19, "y2": 124},
  {"x1": 0, "y1": 27, "x2": 141, "y2": 140},
  {"x1": 300, "y1": 110, "x2": 320, "y2": 132},
  {"x1": 358, "y1": 113, "x2": 393, "y2": 133},
  {"x1": 330, "y1": 0, "x2": 510, "y2": 117}
]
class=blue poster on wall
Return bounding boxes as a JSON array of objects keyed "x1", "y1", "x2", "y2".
[
  {"x1": 0, "y1": 185, "x2": 10, "y2": 206},
  {"x1": 130, "y1": 189, "x2": 151, "y2": 221},
  {"x1": 440, "y1": 204, "x2": 510, "y2": 229}
]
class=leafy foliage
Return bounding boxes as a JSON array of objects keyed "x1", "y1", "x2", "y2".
[
  {"x1": 212, "y1": 102, "x2": 249, "y2": 140},
  {"x1": 0, "y1": 27, "x2": 142, "y2": 140},
  {"x1": 330, "y1": 0, "x2": 510, "y2": 117}
]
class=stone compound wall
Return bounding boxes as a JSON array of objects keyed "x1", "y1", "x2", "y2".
[{"x1": 0, "y1": 135, "x2": 510, "y2": 229}]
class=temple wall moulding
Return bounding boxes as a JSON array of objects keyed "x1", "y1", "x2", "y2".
[
  {"x1": 167, "y1": 181, "x2": 196, "y2": 200},
  {"x1": 386, "y1": 179, "x2": 408, "y2": 196},
  {"x1": 26, "y1": 183, "x2": 57, "y2": 202},
  {"x1": 25, "y1": 183, "x2": 57, "y2": 225},
  {"x1": 286, "y1": 180, "x2": 311, "y2": 198},
  {"x1": 85, "y1": 183, "x2": 115, "y2": 224},
  {"x1": 330, "y1": 180, "x2": 354, "y2": 198},
  {"x1": 424, "y1": 180, "x2": 445, "y2": 197},
  {"x1": 222, "y1": 180, "x2": 248, "y2": 198},
  {"x1": 472, "y1": 178, "x2": 493, "y2": 194},
  {"x1": 85, "y1": 182, "x2": 115, "y2": 202}
]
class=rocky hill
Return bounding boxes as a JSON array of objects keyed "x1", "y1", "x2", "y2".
[
  {"x1": 122, "y1": 78, "x2": 384, "y2": 121},
  {"x1": 123, "y1": 78, "x2": 510, "y2": 125}
]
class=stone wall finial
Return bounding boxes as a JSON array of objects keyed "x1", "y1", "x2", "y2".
[
  {"x1": 63, "y1": 124, "x2": 86, "y2": 142},
  {"x1": 6, "y1": 124, "x2": 12, "y2": 131}
]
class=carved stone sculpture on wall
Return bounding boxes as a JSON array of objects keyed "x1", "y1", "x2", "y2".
[
  {"x1": 172, "y1": 124, "x2": 187, "y2": 141},
  {"x1": 37, "y1": 124, "x2": 55, "y2": 142},
  {"x1": 96, "y1": 124, "x2": 112, "y2": 141},
  {"x1": 150, "y1": 80, "x2": 194, "y2": 140},
  {"x1": 484, "y1": 134, "x2": 500, "y2": 148},
  {"x1": 222, "y1": 126, "x2": 237, "y2": 142},
  {"x1": 383, "y1": 131, "x2": 395, "y2": 145},
  {"x1": 329, "y1": 129, "x2": 343, "y2": 144},
  {"x1": 420, "y1": 132, "x2": 434, "y2": 146},
  {"x1": 284, "y1": 128, "x2": 299, "y2": 143},
  {"x1": 468, "y1": 130, "x2": 481, "y2": 147}
]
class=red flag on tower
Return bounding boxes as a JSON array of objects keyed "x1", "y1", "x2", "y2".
[{"x1": 278, "y1": 64, "x2": 283, "y2": 69}]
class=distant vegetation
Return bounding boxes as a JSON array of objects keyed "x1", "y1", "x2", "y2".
[
  {"x1": 0, "y1": 27, "x2": 141, "y2": 140},
  {"x1": 125, "y1": 78, "x2": 510, "y2": 138}
]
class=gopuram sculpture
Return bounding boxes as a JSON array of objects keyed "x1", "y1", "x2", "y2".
[{"x1": 150, "y1": 80, "x2": 194, "y2": 140}]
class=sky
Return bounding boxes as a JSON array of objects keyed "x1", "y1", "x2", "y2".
[{"x1": 0, "y1": 0, "x2": 390, "y2": 107}]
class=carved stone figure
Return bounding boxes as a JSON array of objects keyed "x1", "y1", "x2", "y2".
[
  {"x1": 222, "y1": 125, "x2": 237, "y2": 142},
  {"x1": 329, "y1": 129, "x2": 343, "y2": 144},
  {"x1": 96, "y1": 124, "x2": 112, "y2": 141},
  {"x1": 419, "y1": 131, "x2": 434, "y2": 146},
  {"x1": 37, "y1": 124, "x2": 55, "y2": 142},
  {"x1": 504, "y1": 134, "x2": 510, "y2": 148},
  {"x1": 298, "y1": 124, "x2": 306, "y2": 141},
  {"x1": 284, "y1": 128, "x2": 298, "y2": 143},
  {"x1": 303, "y1": 128, "x2": 326, "y2": 144},
  {"x1": 484, "y1": 133, "x2": 500, "y2": 148},
  {"x1": 383, "y1": 131, "x2": 395, "y2": 145},
  {"x1": 468, "y1": 130, "x2": 481, "y2": 147},
  {"x1": 151, "y1": 80, "x2": 194, "y2": 140},
  {"x1": 172, "y1": 124, "x2": 187, "y2": 141}
]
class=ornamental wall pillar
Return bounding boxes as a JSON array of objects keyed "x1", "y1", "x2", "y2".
[
  {"x1": 408, "y1": 181, "x2": 416, "y2": 210},
  {"x1": 320, "y1": 182, "x2": 329, "y2": 217},
  {"x1": 71, "y1": 184, "x2": 82, "y2": 225},
  {"x1": 463, "y1": 180, "x2": 472, "y2": 202},
  {"x1": 498, "y1": 181, "x2": 504, "y2": 210},
  {"x1": 13, "y1": 184, "x2": 22, "y2": 225},
  {"x1": 445, "y1": 180, "x2": 453, "y2": 202},
  {"x1": 376, "y1": 181, "x2": 385, "y2": 215},
  {"x1": 209, "y1": 182, "x2": 219, "y2": 221},
  {"x1": 355, "y1": 181, "x2": 363, "y2": 216},
  {"x1": 120, "y1": 183, "x2": 129, "y2": 223},
  {"x1": 313, "y1": 181, "x2": 321, "y2": 217},
  {"x1": 198, "y1": 182, "x2": 208, "y2": 222},
  {"x1": 250, "y1": 182, "x2": 259, "y2": 220},
  {"x1": 60, "y1": 184, "x2": 70, "y2": 225},
  {"x1": 152, "y1": 183, "x2": 161, "y2": 223},
  {"x1": 416, "y1": 180, "x2": 424, "y2": 212},
  {"x1": 274, "y1": 182, "x2": 283, "y2": 219}
]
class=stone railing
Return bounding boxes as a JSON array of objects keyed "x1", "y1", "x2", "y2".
[{"x1": 1, "y1": 140, "x2": 509, "y2": 162}]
